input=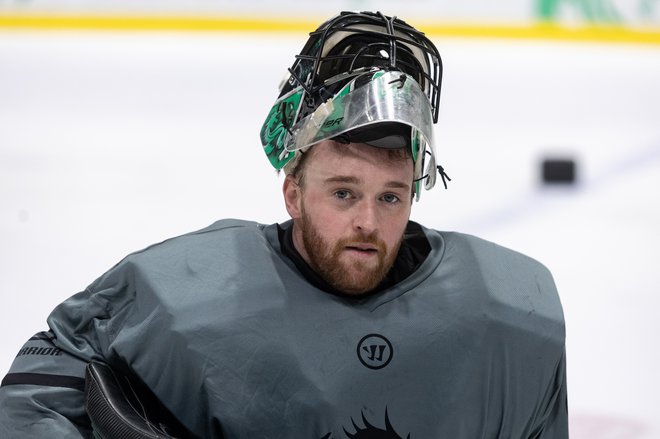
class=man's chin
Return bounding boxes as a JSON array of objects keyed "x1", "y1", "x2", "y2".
[
  {"x1": 330, "y1": 263, "x2": 385, "y2": 295},
  {"x1": 340, "y1": 251, "x2": 380, "y2": 269},
  {"x1": 333, "y1": 282, "x2": 378, "y2": 296}
]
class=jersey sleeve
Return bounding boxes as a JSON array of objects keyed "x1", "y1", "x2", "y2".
[
  {"x1": 0, "y1": 258, "x2": 138, "y2": 438},
  {"x1": 535, "y1": 348, "x2": 569, "y2": 438},
  {"x1": 0, "y1": 331, "x2": 92, "y2": 438}
]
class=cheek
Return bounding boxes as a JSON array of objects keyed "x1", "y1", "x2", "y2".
[
  {"x1": 317, "y1": 212, "x2": 349, "y2": 241},
  {"x1": 383, "y1": 210, "x2": 411, "y2": 246},
  {"x1": 302, "y1": 196, "x2": 345, "y2": 235}
]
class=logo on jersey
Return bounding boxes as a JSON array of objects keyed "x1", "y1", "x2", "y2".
[
  {"x1": 16, "y1": 346, "x2": 62, "y2": 357},
  {"x1": 357, "y1": 334, "x2": 393, "y2": 370},
  {"x1": 320, "y1": 408, "x2": 410, "y2": 438}
]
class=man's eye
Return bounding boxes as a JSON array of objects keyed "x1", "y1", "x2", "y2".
[
  {"x1": 334, "y1": 190, "x2": 351, "y2": 200},
  {"x1": 382, "y1": 194, "x2": 400, "y2": 204}
]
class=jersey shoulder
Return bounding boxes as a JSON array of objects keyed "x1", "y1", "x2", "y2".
[
  {"x1": 85, "y1": 219, "x2": 274, "y2": 292},
  {"x1": 436, "y1": 230, "x2": 554, "y2": 279},
  {"x1": 425, "y1": 229, "x2": 564, "y2": 335}
]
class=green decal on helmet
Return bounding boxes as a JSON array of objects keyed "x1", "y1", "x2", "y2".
[{"x1": 260, "y1": 88, "x2": 304, "y2": 170}]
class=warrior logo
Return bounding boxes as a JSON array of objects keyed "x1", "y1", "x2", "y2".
[{"x1": 357, "y1": 334, "x2": 393, "y2": 370}]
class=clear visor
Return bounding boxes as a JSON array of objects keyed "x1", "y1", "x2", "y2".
[{"x1": 286, "y1": 70, "x2": 434, "y2": 153}]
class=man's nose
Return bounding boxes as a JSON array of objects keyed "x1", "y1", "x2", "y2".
[{"x1": 353, "y1": 200, "x2": 379, "y2": 235}]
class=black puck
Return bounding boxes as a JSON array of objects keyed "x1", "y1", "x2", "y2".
[{"x1": 542, "y1": 158, "x2": 576, "y2": 184}]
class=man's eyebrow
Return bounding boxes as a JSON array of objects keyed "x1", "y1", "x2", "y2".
[
  {"x1": 323, "y1": 175, "x2": 361, "y2": 185},
  {"x1": 385, "y1": 181, "x2": 412, "y2": 191},
  {"x1": 323, "y1": 175, "x2": 411, "y2": 191}
]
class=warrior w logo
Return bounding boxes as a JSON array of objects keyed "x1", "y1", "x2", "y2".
[
  {"x1": 364, "y1": 344, "x2": 386, "y2": 361},
  {"x1": 357, "y1": 334, "x2": 393, "y2": 369}
]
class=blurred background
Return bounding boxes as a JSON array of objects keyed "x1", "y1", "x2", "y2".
[{"x1": 1, "y1": 1, "x2": 659, "y2": 437}]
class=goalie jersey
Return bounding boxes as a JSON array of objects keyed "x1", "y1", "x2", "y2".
[{"x1": 0, "y1": 219, "x2": 568, "y2": 438}]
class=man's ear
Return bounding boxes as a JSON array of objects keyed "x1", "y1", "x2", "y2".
[{"x1": 283, "y1": 174, "x2": 302, "y2": 220}]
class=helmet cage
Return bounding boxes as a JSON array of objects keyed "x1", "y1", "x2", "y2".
[{"x1": 286, "y1": 11, "x2": 443, "y2": 124}]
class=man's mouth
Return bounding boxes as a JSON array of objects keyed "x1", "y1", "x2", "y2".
[{"x1": 345, "y1": 244, "x2": 378, "y2": 254}]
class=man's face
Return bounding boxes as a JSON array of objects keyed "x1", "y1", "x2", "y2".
[{"x1": 283, "y1": 140, "x2": 414, "y2": 295}]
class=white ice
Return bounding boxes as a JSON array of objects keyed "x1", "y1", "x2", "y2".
[{"x1": 1, "y1": 30, "x2": 659, "y2": 437}]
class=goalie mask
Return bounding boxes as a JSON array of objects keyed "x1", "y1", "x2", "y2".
[{"x1": 260, "y1": 11, "x2": 448, "y2": 199}]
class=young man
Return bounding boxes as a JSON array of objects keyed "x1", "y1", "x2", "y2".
[{"x1": 0, "y1": 12, "x2": 568, "y2": 438}]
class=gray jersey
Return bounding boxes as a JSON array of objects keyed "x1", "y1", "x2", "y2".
[{"x1": 0, "y1": 219, "x2": 567, "y2": 438}]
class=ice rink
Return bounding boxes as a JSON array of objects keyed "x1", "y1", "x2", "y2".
[{"x1": 1, "y1": 28, "x2": 659, "y2": 437}]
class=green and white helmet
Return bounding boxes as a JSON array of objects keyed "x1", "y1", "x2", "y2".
[{"x1": 260, "y1": 11, "x2": 448, "y2": 199}]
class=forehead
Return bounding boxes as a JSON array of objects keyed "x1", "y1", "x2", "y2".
[{"x1": 304, "y1": 141, "x2": 414, "y2": 184}]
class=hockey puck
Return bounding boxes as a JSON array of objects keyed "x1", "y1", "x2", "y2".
[{"x1": 541, "y1": 158, "x2": 576, "y2": 184}]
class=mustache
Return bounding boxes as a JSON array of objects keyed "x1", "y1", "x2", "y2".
[{"x1": 335, "y1": 234, "x2": 387, "y2": 252}]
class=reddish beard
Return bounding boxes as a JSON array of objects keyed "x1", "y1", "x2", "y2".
[{"x1": 299, "y1": 208, "x2": 403, "y2": 295}]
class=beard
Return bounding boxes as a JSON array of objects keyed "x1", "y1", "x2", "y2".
[{"x1": 298, "y1": 206, "x2": 403, "y2": 295}]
